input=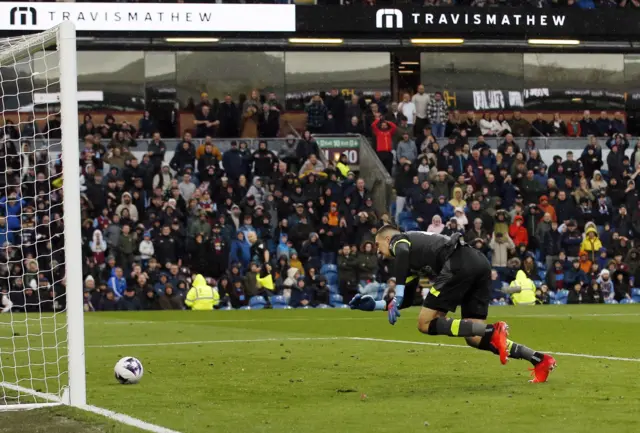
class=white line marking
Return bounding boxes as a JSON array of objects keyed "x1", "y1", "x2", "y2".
[
  {"x1": 87, "y1": 337, "x2": 344, "y2": 349},
  {"x1": 0, "y1": 381, "x2": 183, "y2": 432},
  {"x1": 81, "y1": 404, "x2": 183, "y2": 433},
  {"x1": 88, "y1": 335, "x2": 640, "y2": 363},
  {"x1": 347, "y1": 337, "x2": 640, "y2": 363},
  {"x1": 0, "y1": 381, "x2": 62, "y2": 402}
]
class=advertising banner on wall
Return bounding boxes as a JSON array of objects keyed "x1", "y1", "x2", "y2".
[
  {"x1": 0, "y1": 2, "x2": 296, "y2": 32},
  {"x1": 295, "y1": 6, "x2": 640, "y2": 39}
]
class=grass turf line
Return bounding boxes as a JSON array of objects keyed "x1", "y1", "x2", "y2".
[{"x1": 1, "y1": 305, "x2": 640, "y2": 433}]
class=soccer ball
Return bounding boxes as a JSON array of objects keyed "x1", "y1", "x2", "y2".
[{"x1": 114, "y1": 357, "x2": 144, "y2": 384}]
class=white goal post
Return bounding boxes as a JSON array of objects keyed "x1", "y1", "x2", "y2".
[{"x1": 0, "y1": 21, "x2": 85, "y2": 410}]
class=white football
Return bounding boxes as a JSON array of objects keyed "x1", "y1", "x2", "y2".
[{"x1": 114, "y1": 357, "x2": 144, "y2": 384}]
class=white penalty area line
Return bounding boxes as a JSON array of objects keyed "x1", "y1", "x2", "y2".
[
  {"x1": 0, "y1": 382, "x2": 183, "y2": 433},
  {"x1": 88, "y1": 335, "x2": 640, "y2": 363}
]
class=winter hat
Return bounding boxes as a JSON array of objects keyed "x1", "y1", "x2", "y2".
[{"x1": 143, "y1": 231, "x2": 151, "y2": 238}]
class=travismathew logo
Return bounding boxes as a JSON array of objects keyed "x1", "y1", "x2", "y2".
[
  {"x1": 409, "y1": 12, "x2": 566, "y2": 27},
  {"x1": 10, "y1": 6, "x2": 36, "y2": 26}
]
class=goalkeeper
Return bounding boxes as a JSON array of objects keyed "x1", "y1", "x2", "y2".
[{"x1": 349, "y1": 226, "x2": 556, "y2": 383}]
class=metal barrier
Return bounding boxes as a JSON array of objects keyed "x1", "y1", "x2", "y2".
[{"x1": 22, "y1": 135, "x2": 639, "y2": 153}]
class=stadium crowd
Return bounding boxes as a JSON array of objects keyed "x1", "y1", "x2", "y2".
[{"x1": 1, "y1": 83, "x2": 640, "y2": 314}]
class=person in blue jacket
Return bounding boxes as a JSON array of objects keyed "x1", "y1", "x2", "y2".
[
  {"x1": 437, "y1": 195, "x2": 454, "y2": 222},
  {"x1": 229, "y1": 231, "x2": 251, "y2": 272},
  {"x1": 107, "y1": 267, "x2": 127, "y2": 299},
  {"x1": 0, "y1": 193, "x2": 26, "y2": 231}
]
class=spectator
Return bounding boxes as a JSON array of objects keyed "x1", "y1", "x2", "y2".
[
  {"x1": 531, "y1": 113, "x2": 549, "y2": 137},
  {"x1": 509, "y1": 215, "x2": 529, "y2": 248},
  {"x1": 218, "y1": 95, "x2": 240, "y2": 138},
  {"x1": 259, "y1": 103, "x2": 280, "y2": 138},
  {"x1": 579, "y1": 110, "x2": 598, "y2": 137},
  {"x1": 398, "y1": 93, "x2": 416, "y2": 128},
  {"x1": 396, "y1": 133, "x2": 417, "y2": 164},
  {"x1": 337, "y1": 245, "x2": 357, "y2": 303},
  {"x1": 305, "y1": 95, "x2": 328, "y2": 134},
  {"x1": 326, "y1": 89, "x2": 346, "y2": 133},
  {"x1": 194, "y1": 105, "x2": 219, "y2": 138},
  {"x1": 427, "y1": 214, "x2": 445, "y2": 234},
  {"x1": 509, "y1": 112, "x2": 531, "y2": 137},
  {"x1": 427, "y1": 92, "x2": 448, "y2": 138},
  {"x1": 595, "y1": 111, "x2": 612, "y2": 137},
  {"x1": 241, "y1": 105, "x2": 259, "y2": 139},
  {"x1": 138, "y1": 111, "x2": 156, "y2": 138},
  {"x1": 550, "y1": 113, "x2": 567, "y2": 137},
  {"x1": 566, "y1": 116, "x2": 582, "y2": 137},
  {"x1": 411, "y1": 84, "x2": 430, "y2": 135},
  {"x1": 370, "y1": 115, "x2": 396, "y2": 174}
]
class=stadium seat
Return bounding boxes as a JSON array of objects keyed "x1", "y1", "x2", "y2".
[
  {"x1": 632, "y1": 288, "x2": 640, "y2": 303},
  {"x1": 533, "y1": 280, "x2": 542, "y2": 288},
  {"x1": 398, "y1": 211, "x2": 412, "y2": 223},
  {"x1": 271, "y1": 296, "x2": 288, "y2": 309},
  {"x1": 554, "y1": 289, "x2": 569, "y2": 304},
  {"x1": 325, "y1": 273, "x2": 338, "y2": 286},
  {"x1": 401, "y1": 220, "x2": 419, "y2": 231},
  {"x1": 619, "y1": 298, "x2": 635, "y2": 304},
  {"x1": 539, "y1": 270, "x2": 547, "y2": 281},
  {"x1": 320, "y1": 264, "x2": 337, "y2": 274},
  {"x1": 605, "y1": 299, "x2": 618, "y2": 304},
  {"x1": 536, "y1": 261, "x2": 545, "y2": 271},
  {"x1": 330, "y1": 293, "x2": 345, "y2": 307},
  {"x1": 249, "y1": 296, "x2": 267, "y2": 309},
  {"x1": 328, "y1": 284, "x2": 339, "y2": 295},
  {"x1": 315, "y1": 304, "x2": 331, "y2": 309}
]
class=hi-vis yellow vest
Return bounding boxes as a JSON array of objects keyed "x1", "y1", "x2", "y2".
[{"x1": 185, "y1": 275, "x2": 220, "y2": 311}]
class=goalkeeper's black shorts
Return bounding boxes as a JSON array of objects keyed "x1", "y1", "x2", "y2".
[{"x1": 422, "y1": 246, "x2": 492, "y2": 320}]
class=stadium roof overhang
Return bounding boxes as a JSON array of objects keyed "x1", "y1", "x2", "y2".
[{"x1": 1, "y1": 3, "x2": 640, "y2": 52}]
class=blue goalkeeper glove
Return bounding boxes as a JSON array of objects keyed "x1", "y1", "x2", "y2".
[
  {"x1": 388, "y1": 284, "x2": 405, "y2": 325},
  {"x1": 349, "y1": 294, "x2": 376, "y2": 311}
]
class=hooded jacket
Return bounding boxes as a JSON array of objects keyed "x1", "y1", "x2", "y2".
[
  {"x1": 448, "y1": 187, "x2": 466, "y2": 209},
  {"x1": 115, "y1": 192, "x2": 139, "y2": 222},
  {"x1": 509, "y1": 270, "x2": 536, "y2": 305},
  {"x1": 185, "y1": 274, "x2": 219, "y2": 311},
  {"x1": 580, "y1": 226, "x2": 603, "y2": 262},
  {"x1": 509, "y1": 215, "x2": 529, "y2": 247}
]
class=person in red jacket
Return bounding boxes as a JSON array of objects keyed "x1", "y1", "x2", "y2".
[
  {"x1": 371, "y1": 113, "x2": 396, "y2": 174},
  {"x1": 509, "y1": 215, "x2": 529, "y2": 247}
]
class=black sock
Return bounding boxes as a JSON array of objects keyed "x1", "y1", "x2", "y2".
[{"x1": 507, "y1": 339, "x2": 545, "y2": 366}]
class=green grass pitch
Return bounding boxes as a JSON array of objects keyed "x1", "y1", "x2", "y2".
[{"x1": 2, "y1": 305, "x2": 640, "y2": 433}]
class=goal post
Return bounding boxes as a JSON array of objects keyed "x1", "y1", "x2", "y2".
[{"x1": 0, "y1": 21, "x2": 85, "y2": 410}]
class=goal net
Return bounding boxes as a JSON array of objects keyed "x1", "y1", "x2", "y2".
[{"x1": 0, "y1": 22, "x2": 85, "y2": 410}]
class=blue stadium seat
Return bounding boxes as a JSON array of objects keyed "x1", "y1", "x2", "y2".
[
  {"x1": 539, "y1": 270, "x2": 547, "y2": 281},
  {"x1": 536, "y1": 261, "x2": 545, "y2": 271},
  {"x1": 619, "y1": 298, "x2": 635, "y2": 304},
  {"x1": 271, "y1": 296, "x2": 288, "y2": 309},
  {"x1": 325, "y1": 273, "x2": 338, "y2": 286},
  {"x1": 249, "y1": 296, "x2": 267, "y2": 309},
  {"x1": 398, "y1": 211, "x2": 413, "y2": 223},
  {"x1": 330, "y1": 293, "x2": 344, "y2": 307},
  {"x1": 533, "y1": 280, "x2": 542, "y2": 288},
  {"x1": 554, "y1": 289, "x2": 569, "y2": 304},
  {"x1": 605, "y1": 299, "x2": 618, "y2": 304},
  {"x1": 401, "y1": 221, "x2": 419, "y2": 231},
  {"x1": 632, "y1": 288, "x2": 640, "y2": 303},
  {"x1": 315, "y1": 304, "x2": 331, "y2": 309},
  {"x1": 320, "y1": 264, "x2": 337, "y2": 274},
  {"x1": 328, "y1": 284, "x2": 339, "y2": 295}
]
